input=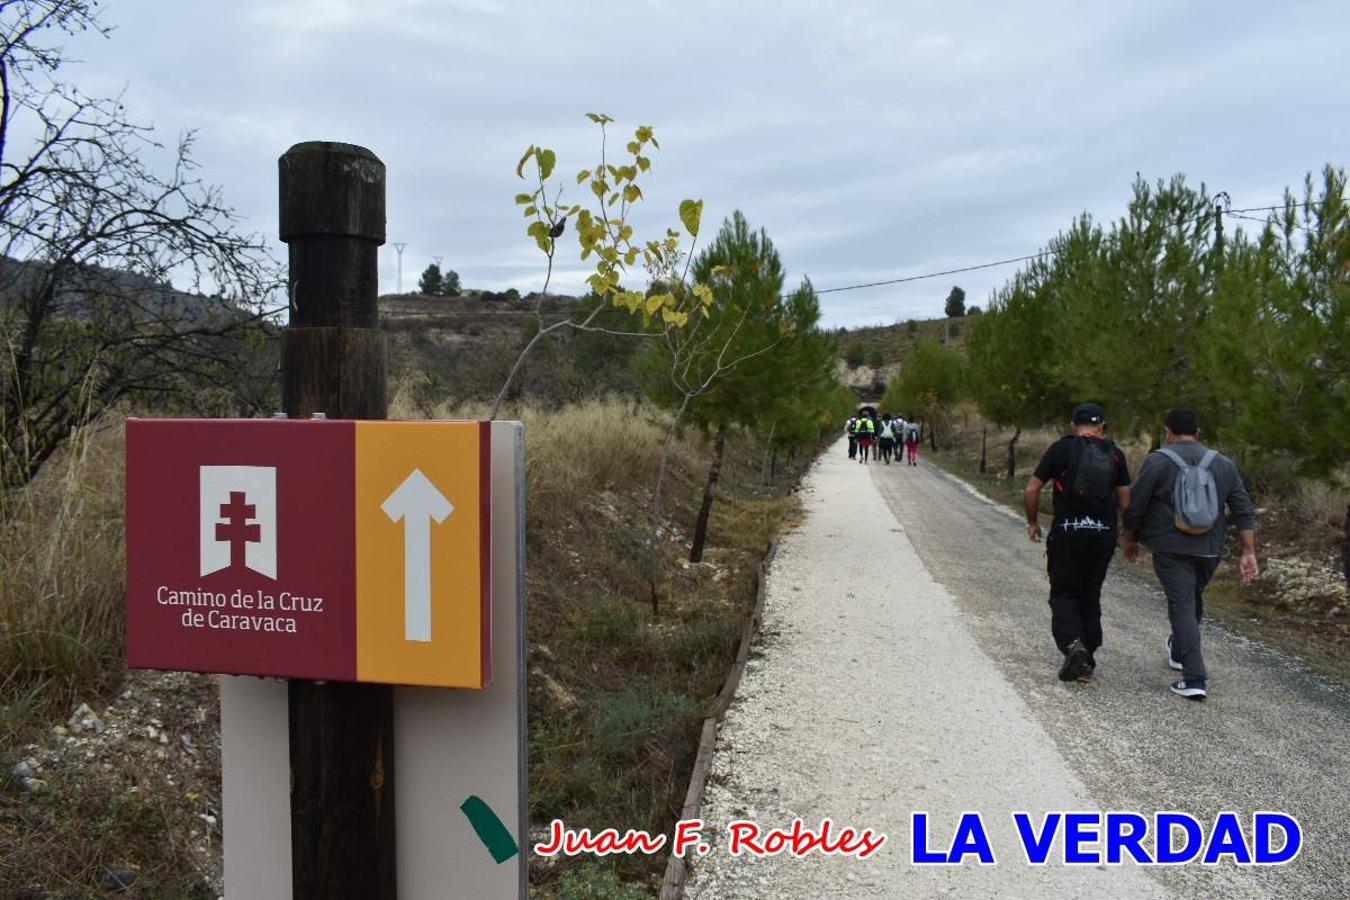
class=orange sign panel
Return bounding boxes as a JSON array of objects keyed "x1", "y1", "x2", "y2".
[{"x1": 355, "y1": 421, "x2": 491, "y2": 688}]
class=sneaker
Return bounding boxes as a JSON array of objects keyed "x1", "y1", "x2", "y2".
[
  {"x1": 1170, "y1": 679, "x2": 1207, "y2": 701},
  {"x1": 1166, "y1": 636, "x2": 1183, "y2": 671},
  {"x1": 1058, "y1": 640, "x2": 1091, "y2": 682},
  {"x1": 1078, "y1": 651, "x2": 1096, "y2": 683}
]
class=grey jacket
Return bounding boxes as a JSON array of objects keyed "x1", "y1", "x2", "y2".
[{"x1": 1123, "y1": 440, "x2": 1256, "y2": 557}]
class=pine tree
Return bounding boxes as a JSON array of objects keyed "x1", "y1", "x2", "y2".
[
  {"x1": 442, "y1": 269, "x2": 461, "y2": 296},
  {"x1": 418, "y1": 263, "x2": 443, "y2": 295},
  {"x1": 944, "y1": 285, "x2": 966, "y2": 317}
]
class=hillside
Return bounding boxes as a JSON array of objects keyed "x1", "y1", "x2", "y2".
[
  {"x1": 835, "y1": 314, "x2": 971, "y2": 365},
  {"x1": 830, "y1": 314, "x2": 972, "y2": 401},
  {"x1": 378, "y1": 291, "x2": 651, "y2": 409}
]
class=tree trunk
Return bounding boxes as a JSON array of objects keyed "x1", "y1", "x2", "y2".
[
  {"x1": 760, "y1": 422, "x2": 776, "y2": 485},
  {"x1": 1006, "y1": 426, "x2": 1021, "y2": 480},
  {"x1": 1342, "y1": 502, "x2": 1349, "y2": 588},
  {"x1": 928, "y1": 421, "x2": 937, "y2": 451},
  {"x1": 979, "y1": 426, "x2": 988, "y2": 474},
  {"x1": 648, "y1": 395, "x2": 693, "y2": 614},
  {"x1": 690, "y1": 424, "x2": 727, "y2": 563}
]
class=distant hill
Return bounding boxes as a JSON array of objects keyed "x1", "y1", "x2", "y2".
[
  {"x1": 831, "y1": 314, "x2": 974, "y2": 398},
  {"x1": 378, "y1": 291, "x2": 647, "y2": 410},
  {"x1": 834, "y1": 315, "x2": 972, "y2": 365},
  {"x1": 0, "y1": 256, "x2": 251, "y2": 326}
]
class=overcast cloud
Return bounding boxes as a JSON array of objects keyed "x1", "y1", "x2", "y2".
[{"x1": 68, "y1": 0, "x2": 1348, "y2": 327}]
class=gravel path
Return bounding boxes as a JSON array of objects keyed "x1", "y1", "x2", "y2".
[{"x1": 685, "y1": 442, "x2": 1349, "y2": 899}]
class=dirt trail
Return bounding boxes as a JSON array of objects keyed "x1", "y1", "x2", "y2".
[{"x1": 686, "y1": 442, "x2": 1350, "y2": 899}]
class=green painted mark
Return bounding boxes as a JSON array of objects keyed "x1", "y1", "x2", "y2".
[{"x1": 460, "y1": 795, "x2": 519, "y2": 863}]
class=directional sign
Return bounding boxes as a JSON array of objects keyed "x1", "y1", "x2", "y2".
[{"x1": 125, "y1": 418, "x2": 491, "y2": 689}]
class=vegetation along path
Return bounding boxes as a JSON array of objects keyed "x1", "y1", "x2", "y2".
[{"x1": 686, "y1": 440, "x2": 1349, "y2": 899}]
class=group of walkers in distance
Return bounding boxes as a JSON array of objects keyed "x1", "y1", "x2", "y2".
[
  {"x1": 1024, "y1": 403, "x2": 1260, "y2": 702},
  {"x1": 845, "y1": 409, "x2": 919, "y2": 466}
]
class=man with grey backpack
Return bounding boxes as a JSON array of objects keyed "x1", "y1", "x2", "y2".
[{"x1": 1123, "y1": 408, "x2": 1260, "y2": 701}]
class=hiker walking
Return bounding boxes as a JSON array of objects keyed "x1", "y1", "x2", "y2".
[
  {"x1": 846, "y1": 415, "x2": 859, "y2": 460},
  {"x1": 1122, "y1": 408, "x2": 1259, "y2": 701},
  {"x1": 903, "y1": 421, "x2": 920, "y2": 466},
  {"x1": 1024, "y1": 402, "x2": 1131, "y2": 683},
  {"x1": 855, "y1": 414, "x2": 875, "y2": 465},
  {"x1": 879, "y1": 415, "x2": 897, "y2": 464}
]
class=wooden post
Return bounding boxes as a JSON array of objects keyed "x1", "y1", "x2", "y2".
[{"x1": 279, "y1": 141, "x2": 396, "y2": 899}]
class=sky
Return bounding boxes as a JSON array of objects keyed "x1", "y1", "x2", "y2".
[{"x1": 61, "y1": 0, "x2": 1350, "y2": 328}]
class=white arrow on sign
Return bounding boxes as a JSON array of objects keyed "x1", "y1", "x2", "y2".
[{"x1": 381, "y1": 468, "x2": 453, "y2": 642}]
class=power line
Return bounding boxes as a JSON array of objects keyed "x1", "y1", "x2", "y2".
[
  {"x1": 791, "y1": 198, "x2": 1332, "y2": 301},
  {"x1": 808, "y1": 253, "x2": 1050, "y2": 297}
]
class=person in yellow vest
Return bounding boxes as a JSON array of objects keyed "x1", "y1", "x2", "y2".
[{"x1": 855, "y1": 415, "x2": 875, "y2": 465}]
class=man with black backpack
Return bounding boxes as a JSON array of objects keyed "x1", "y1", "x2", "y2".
[
  {"x1": 1024, "y1": 402, "x2": 1131, "y2": 684},
  {"x1": 1122, "y1": 408, "x2": 1259, "y2": 701}
]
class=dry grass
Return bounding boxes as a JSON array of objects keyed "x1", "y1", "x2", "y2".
[
  {"x1": 0, "y1": 420, "x2": 127, "y2": 734},
  {"x1": 1291, "y1": 478, "x2": 1350, "y2": 529}
]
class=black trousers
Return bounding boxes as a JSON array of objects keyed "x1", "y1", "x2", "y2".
[{"x1": 1046, "y1": 538, "x2": 1116, "y2": 654}]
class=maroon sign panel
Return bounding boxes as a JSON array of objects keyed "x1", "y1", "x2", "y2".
[{"x1": 125, "y1": 419, "x2": 356, "y2": 680}]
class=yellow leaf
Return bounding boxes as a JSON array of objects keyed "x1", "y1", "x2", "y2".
[
  {"x1": 537, "y1": 148, "x2": 557, "y2": 180},
  {"x1": 624, "y1": 247, "x2": 638, "y2": 265},
  {"x1": 626, "y1": 141, "x2": 640, "y2": 154},
  {"x1": 635, "y1": 125, "x2": 653, "y2": 143},
  {"x1": 576, "y1": 169, "x2": 591, "y2": 184},
  {"x1": 646, "y1": 294, "x2": 664, "y2": 316},
  {"x1": 679, "y1": 199, "x2": 703, "y2": 237},
  {"x1": 515, "y1": 146, "x2": 534, "y2": 179},
  {"x1": 523, "y1": 206, "x2": 536, "y2": 217},
  {"x1": 535, "y1": 235, "x2": 550, "y2": 252},
  {"x1": 661, "y1": 307, "x2": 689, "y2": 327},
  {"x1": 619, "y1": 225, "x2": 634, "y2": 242},
  {"x1": 591, "y1": 180, "x2": 607, "y2": 198},
  {"x1": 636, "y1": 156, "x2": 650, "y2": 172},
  {"x1": 514, "y1": 193, "x2": 534, "y2": 205},
  {"x1": 693, "y1": 283, "x2": 714, "y2": 306}
]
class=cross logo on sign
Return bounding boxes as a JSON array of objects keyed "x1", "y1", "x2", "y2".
[{"x1": 200, "y1": 466, "x2": 277, "y2": 578}]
